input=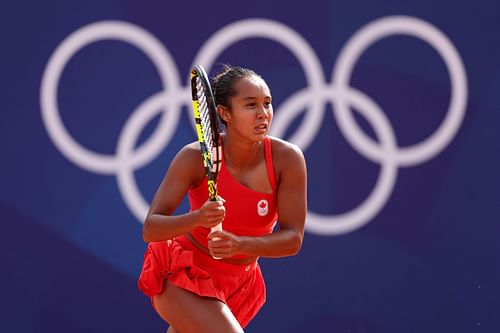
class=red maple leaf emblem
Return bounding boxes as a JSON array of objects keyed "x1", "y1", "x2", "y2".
[{"x1": 259, "y1": 201, "x2": 267, "y2": 208}]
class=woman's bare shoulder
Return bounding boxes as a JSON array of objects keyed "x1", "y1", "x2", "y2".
[
  {"x1": 170, "y1": 141, "x2": 204, "y2": 172},
  {"x1": 268, "y1": 136, "x2": 306, "y2": 183},
  {"x1": 267, "y1": 136, "x2": 306, "y2": 198},
  {"x1": 268, "y1": 136, "x2": 305, "y2": 161},
  {"x1": 160, "y1": 141, "x2": 206, "y2": 188},
  {"x1": 179, "y1": 141, "x2": 202, "y2": 156}
]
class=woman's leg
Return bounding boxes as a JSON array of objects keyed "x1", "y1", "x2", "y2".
[{"x1": 154, "y1": 280, "x2": 244, "y2": 333}]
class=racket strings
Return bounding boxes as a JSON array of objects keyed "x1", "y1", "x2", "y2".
[
  {"x1": 196, "y1": 78, "x2": 216, "y2": 149},
  {"x1": 195, "y1": 75, "x2": 221, "y2": 175},
  {"x1": 198, "y1": 98, "x2": 214, "y2": 150}
]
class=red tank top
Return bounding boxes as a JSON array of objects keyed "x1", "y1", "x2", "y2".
[{"x1": 188, "y1": 136, "x2": 278, "y2": 251}]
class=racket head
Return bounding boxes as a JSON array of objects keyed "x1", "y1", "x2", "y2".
[{"x1": 190, "y1": 65, "x2": 222, "y2": 201}]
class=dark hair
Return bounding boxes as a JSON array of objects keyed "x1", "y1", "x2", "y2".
[{"x1": 212, "y1": 64, "x2": 259, "y2": 108}]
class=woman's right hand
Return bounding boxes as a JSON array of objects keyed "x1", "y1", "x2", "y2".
[{"x1": 194, "y1": 197, "x2": 226, "y2": 229}]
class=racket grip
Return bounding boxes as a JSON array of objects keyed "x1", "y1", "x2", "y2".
[
  {"x1": 210, "y1": 223, "x2": 222, "y2": 234},
  {"x1": 210, "y1": 223, "x2": 223, "y2": 260}
]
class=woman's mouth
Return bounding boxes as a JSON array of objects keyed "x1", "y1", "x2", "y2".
[{"x1": 255, "y1": 123, "x2": 268, "y2": 133}]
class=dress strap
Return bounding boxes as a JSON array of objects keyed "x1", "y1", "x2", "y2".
[{"x1": 264, "y1": 136, "x2": 277, "y2": 191}]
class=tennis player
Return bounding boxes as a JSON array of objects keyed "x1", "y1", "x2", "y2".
[{"x1": 138, "y1": 65, "x2": 307, "y2": 333}]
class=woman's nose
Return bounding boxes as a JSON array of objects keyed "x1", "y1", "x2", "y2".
[{"x1": 257, "y1": 106, "x2": 269, "y2": 118}]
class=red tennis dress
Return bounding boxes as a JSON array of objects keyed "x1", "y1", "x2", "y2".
[{"x1": 138, "y1": 136, "x2": 278, "y2": 328}]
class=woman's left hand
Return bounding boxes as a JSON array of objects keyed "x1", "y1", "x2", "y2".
[{"x1": 207, "y1": 230, "x2": 243, "y2": 258}]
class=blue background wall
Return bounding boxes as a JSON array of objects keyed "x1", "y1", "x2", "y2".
[{"x1": 2, "y1": 0, "x2": 500, "y2": 332}]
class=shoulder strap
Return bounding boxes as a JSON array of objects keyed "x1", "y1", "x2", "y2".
[{"x1": 264, "y1": 136, "x2": 277, "y2": 191}]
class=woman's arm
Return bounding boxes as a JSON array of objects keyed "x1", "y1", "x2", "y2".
[
  {"x1": 142, "y1": 142, "x2": 226, "y2": 242},
  {"x1": 208, "y1": 139, "x2": 307, "y2": 258}
]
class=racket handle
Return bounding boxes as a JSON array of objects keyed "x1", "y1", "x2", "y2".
[
  {"x1": 210, "y1": 223, "x2": 222, "y2": 234},
  {"x1": 210, "y1": 223, "x2": 223, "y2": 260}
]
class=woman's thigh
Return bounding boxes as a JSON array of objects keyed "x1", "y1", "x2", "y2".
[{"x1": 153, "y1": 281, "x2": 244, "y2": 333}]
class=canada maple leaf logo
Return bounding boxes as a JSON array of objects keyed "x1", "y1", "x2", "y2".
[{"x1": 257, "y1": 199, "x2": 268, "y2": 216}]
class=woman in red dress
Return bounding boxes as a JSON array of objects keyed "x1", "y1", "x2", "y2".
[{"x1": 138, "y1": 65, "x2": 307, "y2": 333}]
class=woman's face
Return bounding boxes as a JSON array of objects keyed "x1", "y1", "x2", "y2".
[{"x1": 220, "y1": 75, "x2": 273, "y2": 142}]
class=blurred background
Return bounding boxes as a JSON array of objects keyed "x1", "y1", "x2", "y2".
[{"x1": 1, "y1": 0, "x2": 500, "y2": 332}]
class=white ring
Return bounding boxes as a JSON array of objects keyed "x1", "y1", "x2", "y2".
[
  {"x1": 40, "y1": 21, "x2": 182, "y2": 174},
  {"x1": 332, "y1": 15, "x2": 468, "y2": 166}
]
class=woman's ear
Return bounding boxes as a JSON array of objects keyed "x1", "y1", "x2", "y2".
[{"x1": 217, "y1": 105, "x2": 230, "y2": 122}]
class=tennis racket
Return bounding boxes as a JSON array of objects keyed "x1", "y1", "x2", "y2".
[{"x1": 190, "y1": 65, "x2": 223, "y2": 237}]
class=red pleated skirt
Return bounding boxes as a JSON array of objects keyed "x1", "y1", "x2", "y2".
[{"x1": 137, "y1": 235, "x2": 266, "y2": 328}]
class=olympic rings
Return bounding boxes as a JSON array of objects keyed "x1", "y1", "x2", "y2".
[{"x1": 39, "y1": 16, "x2": 467, "y2": 235}]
